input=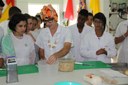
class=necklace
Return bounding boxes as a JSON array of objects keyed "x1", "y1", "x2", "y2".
[{"x1": 48, "y1": 40, "x2": 57, "y2": 49}]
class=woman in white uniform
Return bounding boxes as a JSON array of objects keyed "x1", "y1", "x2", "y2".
[
  {"x1": 36, "y1": 4, "x2": 72, "y2": 64},
  {"x1": 115, "y1": 20, "x2": 128, "y2": 63},
  {"x1": 80, "y1": 12, "x2": 117, "y2": 63},
  {"x1": 2, "y1": 14, "x2": 36, "y2": 66}
]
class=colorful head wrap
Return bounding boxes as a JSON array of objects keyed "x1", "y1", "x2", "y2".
[{"x1": 41, "y1": 4, "x2": 58, "y2": 22}]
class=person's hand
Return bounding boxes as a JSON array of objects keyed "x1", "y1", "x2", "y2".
[
  {"x1": 96, "y1": 48, "x2": 107, "y2": 55},
  {"x1": 46, "y1": 54, "x2": 58, "y2": 64}
]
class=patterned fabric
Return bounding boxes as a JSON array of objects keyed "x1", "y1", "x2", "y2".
[{"x1": 41, "y1": 4, "x2": 58, "y2": 22}]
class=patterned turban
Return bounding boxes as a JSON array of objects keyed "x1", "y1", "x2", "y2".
[{"x1": 41, "y1": 4, "x2": 58, "y2": 22}]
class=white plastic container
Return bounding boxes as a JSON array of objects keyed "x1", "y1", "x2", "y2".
[{"x1": 58, "y1": 58, "x2": 75, "y2": 72}]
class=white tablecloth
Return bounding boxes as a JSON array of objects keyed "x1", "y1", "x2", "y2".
[{"x1": 0, "y1": 60, "x2": 128, "y2": 85}]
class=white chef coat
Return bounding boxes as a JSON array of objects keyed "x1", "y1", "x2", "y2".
[
  {"x1": 115, "y1": 20, "x2": 128, "y2": 63},
  {"x1": 11, "y1": 33, "x2": 36, "y2": 66},
  {"x1": 30, "y1": 28, "x2": 42, "y2": 63},
  {"x1": 80, "y1": 30, "x2": 117, "y2": 63},
  {"x1": 30, "y1": 28, "x2": 42, "y2": 40},
  {"x1": 36, "y1": 25, "x2": 73, "y2": 59},
  {"x1": 69, "y1": 23, "x2": 93, "y2": 61}
]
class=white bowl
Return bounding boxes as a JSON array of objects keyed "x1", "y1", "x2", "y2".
[{"x1": 54, "y1": 81, "x2": 81, "y2": 85}]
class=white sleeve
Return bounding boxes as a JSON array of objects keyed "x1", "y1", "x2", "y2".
[
  {"x1": 35, "y1": 32, "x2": 44, "y2": 49},
  {"x1": 80, "y1": 35, "x2": 97, "y2": 58},
  {"x1": 28, "y1": 36, "x2": 36, "y2": 64},
  {"x1": 115, "y1": 22, "x2": 124, "y2": 37},
  {"x1": 28, "y1": 36, "x2": 36, "y2": 51},
  {"x1": 64, "y1": 29, "x2": 73, "y2": 44},
  {"x1": 105, "y1": 35, "x2": 117, "y2": 58}
]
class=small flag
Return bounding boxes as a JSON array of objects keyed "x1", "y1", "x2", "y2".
[
  {"x1": 64, "y1": 0, "x2": 74, "y2": 20},
  {"x1": 90, "y1": 0, "x2": 100, "y2": 15}
]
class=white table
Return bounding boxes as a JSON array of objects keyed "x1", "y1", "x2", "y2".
[{"x1": 0, "y1": 60, "x2": 128, "y2": 85}]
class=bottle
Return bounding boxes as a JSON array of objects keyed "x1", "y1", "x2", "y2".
[{"x1": 6, "y1": 56, "x2": 18, "y2": 83}]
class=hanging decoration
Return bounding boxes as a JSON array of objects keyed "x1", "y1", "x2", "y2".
[
  {"x1": 64, "y1": 0, "x2": 74, "y2": 20},
  {"x1": 89, "y1": 0, "x2": 100, "y2": 15}
]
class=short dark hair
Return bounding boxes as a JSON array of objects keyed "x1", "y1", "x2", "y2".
[
  {"x1": 35, "y1": 14, "x2": 42, "y2": 23},
  {"x1": 79, "y1": 9, "x2": 88, "y2": 18},
  {"x1": 32, "y1": 16, "x2": 38, "y2": 22},
  {"x1": 88, "y1": 12, "x2": 93, "y2": 17},
  {"x1": 9, "y1": 14, "x2": 27, "y2": 32},
  {"x1": 9, "y1": 6, "x2": 22, "y2": 19},
  {"x1": 93, "y1": 12, "x2": 106, "y2": 31},
  {"x1": 0, "y1": 0, "x2": 4, "y2": 7},
  {"x1": 24, "y1": 13, "x2": 32, "y2": 20}
]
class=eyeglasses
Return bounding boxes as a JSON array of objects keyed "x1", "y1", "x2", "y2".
[{"x1": 43, "y1": 19, "x2": 53, "y2": 23}]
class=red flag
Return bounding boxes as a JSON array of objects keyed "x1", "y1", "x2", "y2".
[
  {"x1": 6, "y1": 0, "x2": 15, "y2": 6},
  {"x1": 64, "y1": 0, "x2": 74, "y2": 20}
]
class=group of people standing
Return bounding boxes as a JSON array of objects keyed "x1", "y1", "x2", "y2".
[{"x1": 0, "y1": 1, "x2": 127, "y2": 68}]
